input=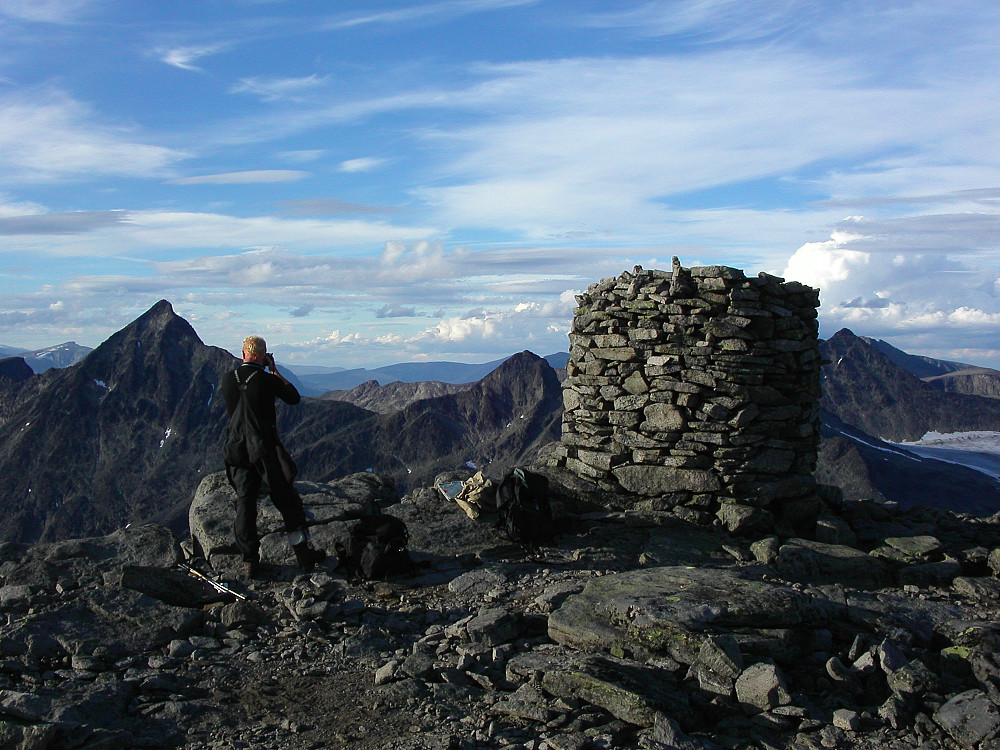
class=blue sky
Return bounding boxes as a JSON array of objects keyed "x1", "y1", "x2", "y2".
[{"x1": 2, "y1": 1, "x2": 1000, "y2": 369}]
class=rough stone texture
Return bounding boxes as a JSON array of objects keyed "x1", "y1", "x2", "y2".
[
  {"x1": 547, "y1": 565, "x2": 844, "y2": 665},
  {"x1": 735, "y1": 661, "x2": 790, "y2": 712},
  {"x1": 189, "y1": 471, "x2": 396, "y2": 568},
  {"x1": 555, "y1": 261, "x2": 822, "y2": 530},
  {"x1": 933, "y1": 689, "x2": 1000, "y2": 746}
]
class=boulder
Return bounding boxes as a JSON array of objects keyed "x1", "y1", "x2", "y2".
[
  {"x1": 774, "y1": 539, "x2": 894, "y2": 588},
  {"x1": 934, "y1": 689, "x2": 1000, "y2": 747},
  {"x1": 188, "y1": 471, "x2": 396, "y2": 564},
  {"x1": 548, "y1": 565, "x2": 844, "y2": 665}
]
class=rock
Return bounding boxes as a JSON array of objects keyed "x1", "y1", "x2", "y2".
[
  {"x1": 464, "y1": 608, "x2": 523, "y2": 647},
  {"x1": 934, "y1": 689, "x2": 1000, "y2": 747},
  {"x1": 189, "y1": 471, "x2": 391, "y2": 564},
  {"x1": 715, "y1": 504, "x2": 774, "y2": 537},
  {"x1": 218, "y1": 600, "x2": 270, "y2": 629},
  {"x1": 897, "y1": 558, "x2": 962, "y2": 588},
  {"x1": 774, "y1": 539, "x2": 894, "y2": 588},
  {"x1": 750, "y1": 536, "x2": 780, "y2": 564},
  {"x1": 954, "y1": 576, "x2": 1000, "y2": 600},
  {"x1": 887, "y1": 659, "x2": 938, "y2": 698},
  {"x1": 832, "y1": 708, "x2": 861, "y2": 731},
  {"x1": 878, "y1": 639, "x2": 908, "y2": 673},
  {"x1": 0, "y1": 690, "x2": 54, "y2": 722},
  {"x1": 649, "y1": 712, "x2": 705, "y2": 750},
  {"x1": 734, "y1": 661, "x2": 790, "y2": 712},
  {"x1": 118, "y1": 565, "x2": 225, "y2": 608},
  {"x1": 448, "y1": 569, "x2": 507, "y2": 598},
  {"x1": 613, "y1": 466, "x2": 721, "y2": 496},
  {"x1": 492, "y1": 684, "x2": 553, "y2": 723},
  {"x1": 549, "y1": 565, "x2": 844, "y2": 665},
  {"x1": 814, "y1": 515, "x2": 857, "y2": 547},
  {"x1": 374, "y1": 660, "x2": 401, "y2": 685},
  {"x1": 540, "y1": 653, "x2": 688, "y2": 727},
  {"x1": 885, "y1": 535, "x2": 943, "y2": 559},
  {"x1": 533, "y1": 581, "x2": 584, "y2": 613},
  {"x1": 696, "y1": 634, "x2": 743, "y2": 679}
]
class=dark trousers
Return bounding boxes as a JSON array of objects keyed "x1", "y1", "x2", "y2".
[{"x1": 227, "y1": 444, "x2": 307, "y2": 563}]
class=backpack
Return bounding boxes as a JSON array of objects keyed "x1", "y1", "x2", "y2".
[
  {"x1": 221, "y1": 369, "x2": 265, "y2": 469},
  {"x1": 339, "y1": 514, "x2": 413, "y2": 580},
  {"x1": 495, "y1": 468, "x2": 556, "y2": 548}
]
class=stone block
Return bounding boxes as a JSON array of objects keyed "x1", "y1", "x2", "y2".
[
  {"x1": 613, "y1": 465, "x2": 721, "y2": 495},
  {"x1": 716, "y1": 504, "x2": 775, "y2": 537},
  {"x1": 934, "y1": 689, "x2": 1000, "y2": 747},
  {"x1": 643, "y1": 403, "x2": 686, "y2": 432},
  {"x1": 735, "y1": 662, "x2": 790, "y2": 712}
]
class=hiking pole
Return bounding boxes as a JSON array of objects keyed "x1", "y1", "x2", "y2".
[{"x1": 178, "y1": 563, "x2": 248, "y2": 601}]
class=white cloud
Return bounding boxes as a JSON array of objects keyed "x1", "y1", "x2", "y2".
[
  {"x1": 231, "y1": 75, "x2": 329, "y2": 102},
  {"x1": 783, "y1": 213, "x2": 1000, "y2": 367},
  {"x1": 321, "y1": 0, "x2": 539, "y2": 32},
  {"x1": 339, "y1": 157, "x2": 386, "y2": 173},
  {"x1": 169, "y1": 170, "x2": 308, "y2": 185},
  {"x1": 0, "y1": 90, "x2": 186, "y2": 182},
  {"x1": 0, "y1": 0, "x2": 94, "y2": 23},
  {"x1": 158, "y1": 44, "x2": 229, "y2": 72}
]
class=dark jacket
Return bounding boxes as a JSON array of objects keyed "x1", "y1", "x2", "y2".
[{"x1": 220, "y1": 362, "x2": 300, "y2": 442}]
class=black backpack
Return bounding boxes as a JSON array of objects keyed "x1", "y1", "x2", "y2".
[
  {"x1": 495, "y1": 468, "x2": 556, "y2": 548},
  {"x1": 340, "y1": 514, "x2": 413, "y2": 580},
  {"x1": 221, "y1": 369, "x2": 264, "y2": 469}
]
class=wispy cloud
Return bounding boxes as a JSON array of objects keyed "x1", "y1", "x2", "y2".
[
  {"x1": 321, "y1": 0, "x2": 539, "y2": 31},
  {"x1": 0, "y1": 210, "x2": 128, "y2": 235},
  {"x1": 231, "y1": 74, "x2": 328, "y2": 102},
  {"x1": 339, "y1": 157, "x2": 387, "y2": 173},
  {"x1": 0, "y1": 0, "x2": 95, "y2": 24},
  {"x1": 157, "y1": 43, "x2": 229, "y2": 72},
  {"x1": 169, "y1": 170, "x2": 308, "y2": 185},
  {"x1": 280, "y1": 199, "x2": 397, "y2": 216},
  {"x1": 0, "y1": 89, "x2": 186, "y2": 182}
]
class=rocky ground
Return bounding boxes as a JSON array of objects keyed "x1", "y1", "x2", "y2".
[{"x1": 4, "y1": 468, "x2": 1000, "y2": 749}]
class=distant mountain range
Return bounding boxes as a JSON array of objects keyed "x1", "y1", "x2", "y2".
[
  {"x1": 819, "y1": 329, "x2": 1000, "y2": 442},
  {"x1": 288, "y1": 353, "x2": 569, "y2": 395},
  {"x1": 3, "y1": 306, "x2": 1000, "y2": 545},
  {"x1": 0, "y1": 341, "x2": 92, "y2": 373}
]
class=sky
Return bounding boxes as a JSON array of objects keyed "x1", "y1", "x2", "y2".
[{"x1": 1, "y1": 1, "x2": 1000, "y2": 369}]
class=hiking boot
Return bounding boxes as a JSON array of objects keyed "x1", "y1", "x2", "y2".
[{"x1": 293, "y1": 543, "x2": 326, "y2": 572}]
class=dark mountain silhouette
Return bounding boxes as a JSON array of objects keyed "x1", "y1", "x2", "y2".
[
  {"x1": 320, "y1": 379, "x2": 474, "y2": 413},
  {"x1": 296, "y1": 352, "x2": 569, "y2": 395},
  {"x1": 0, "y1": 301, "x2": 245, "y2": 543},
  {"x1": 284, "y1": 350, "x2": 564, "y2": 492},
  {"x1": 864, "y1": 337, "x2": 968, "y2": 379},
  {"x1": 864, "y1": 336, "x2": 1000, "y2": 400},
  {"x1": 819, "y1": 329, "x2": 1000, "y2": 442},
  {"x1": 816, "y1": 411, "x2": 1000, "y2": 516},
  {"x1": 0, "y1": 357, "x2": 33, "y2": 384}
]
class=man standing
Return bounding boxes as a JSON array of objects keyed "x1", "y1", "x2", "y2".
[{"x1": 220, "y1": 335, "x2": 325, "y2": 578}]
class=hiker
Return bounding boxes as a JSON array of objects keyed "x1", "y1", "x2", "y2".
[{"x1": 220, "y1": 335, "x2": 325, "y2": 578}]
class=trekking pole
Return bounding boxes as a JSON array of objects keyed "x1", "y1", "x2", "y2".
[{"x1": 178, "y1": 563, "x2": 248, "y2": 601}]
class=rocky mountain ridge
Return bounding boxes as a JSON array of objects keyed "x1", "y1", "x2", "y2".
[
  {"x1": 321, "y1": 380, "x2": 475, "y2": 414},
  {"x1": 819, "y1": 329, "x2": 1000, "y2": 443}
]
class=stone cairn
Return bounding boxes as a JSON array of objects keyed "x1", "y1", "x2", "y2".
[{"x1": 555, "y1": 258, "x2": 824, "y2": 535}]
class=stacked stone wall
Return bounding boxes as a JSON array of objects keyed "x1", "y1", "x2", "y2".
[{"x1": 555, "y1": 259, "x2": 822, "y2": 530}]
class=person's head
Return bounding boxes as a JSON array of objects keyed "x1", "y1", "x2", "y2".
[{"x1": 242, "y1": 335, "x2": 267, "y2": 363}]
